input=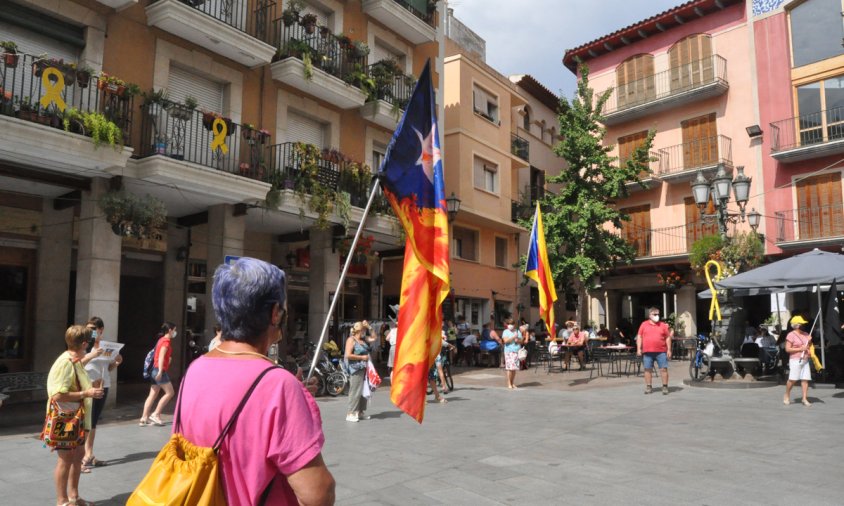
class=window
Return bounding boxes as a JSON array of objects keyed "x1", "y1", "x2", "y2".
[
  {"x1": 681, "y1": 113, "x2": 718, "y2": 170},
  {"x1": 453, "y1": 226, "x2": 478, "y2": 261},
  {"x1": 618, "y1": 130, "x2": 650, "y2": 177},
  {"x1": 795, "y1": 172, "x2": 844, "y2": 240},
  {"x1": 473, "y1": 85, "x2": 499, "y2": 123},
  {"x1": 523, "y1": 105, "x2": 532, "y2": 131},
  {"x1": 669, "y1": 34, "x2": 713, "y2": 91},
  {"x1": 621, "y1": 205, "x2": 651, "y2": 257},
  {"x1": 684, "y1": 197, "x2": 718, "y2": 250},
  {"x1": 372, "y1": 142, "x2": 387, "y2": 171},
  {"x1": 286, "y1": 110, "x2": 327, "y2": 148},
  {"x1": 495, "y1": 237, "x2": 508, "y2": 267},
  {"x1": 796, "y1": 76, "x2": 844, "y2": 145},
  {"x1": 790, "y1": 0, "x2": 844, "y2": 67},
  {"x1": 616, "y1": 54, "x2": 655, "y2": 107},
  {"x1": 371, "y1": 39, "x2": 406, "y2": 69},
  {"x1": 473, "y1": 156, "x2": 498, "y2": 193}
]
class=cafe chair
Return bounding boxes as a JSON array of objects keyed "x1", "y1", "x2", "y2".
[{"x1": 589, "y1": 347, "x2": 612, "y2": 379}]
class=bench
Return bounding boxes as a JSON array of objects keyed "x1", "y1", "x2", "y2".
[{"x1": 0, "y1": 371, "x2": 49, "y2": 404}]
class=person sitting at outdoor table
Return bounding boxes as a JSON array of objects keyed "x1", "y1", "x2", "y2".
[
  {"x1": 480, "y1": 323, "x2": 502, "y2": 367},
  {"x1": 755, "y1": 325, "x2": 776, "y2": 348},
  {"x1": 564, "y1": 323, "x2": 587, "y2": 371},
  {"x1": 597, "y1": 324, "x2": 611, "y2": 341},
  {"x1": 461, "y1": 332, "x2": 479, "y2": 367}
]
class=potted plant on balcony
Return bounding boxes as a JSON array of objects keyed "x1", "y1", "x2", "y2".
[
  {"x1": 15, "y1": 96, "x2": 38, "y2": 122},
  {"x1": 79, "y1": 111, "x2": 124, "y2": 149},
  {"x1": 300, "y1": 13, "x2": 318, "y2": 34},
  {"x1": 281, "y1": 0, "x2": 304, "y2": 26},
  {"x1": 75, "y1": 64, "x2": 94, "y2": 89},
  {"x1": 1, "y1": 41, "x2": 19, "y2": 68},
  {"x1": 201, "y1": 110, "x2": 234, "y2": 135},
  {"x1": 61, "y1": 107, "x2": 85, "y2": 135},
  {"x1": 99, "y1": 191, "x2": 167, "y2": 240},
  {"x1": 656, "y1": 271, "x2": 684, "y2": 291},
  {"x1": 167, "y1": 95, "x2": 196, "y2": 121},
  {"x1": 352, "y1": 41, "x2": 369, "y2": 59},
  {"x1": 98, "y1": 72, "x2": 126, "y2": 97}
]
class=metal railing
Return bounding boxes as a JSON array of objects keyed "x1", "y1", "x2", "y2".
[
  {"x1": 511, "y1": 133, "x2": 529, "y2": 161},
  {"x1": 770, "y1": 106, "x2": 844, "y2": 152},
  {"x1": 774, "y1": 204, "x2": 844, "y2": 242},
  {"x1": 138, "y1": 99, "x2": 270, "y2": 181},
  {"x1": 652, "y1": 135, "x2": 733, "y2": 176},
  {"x1": 616, "y1": 223, "x2": 693, "y2": 258},
  {"x1": 267, "y1": 142, "x2": 374, "y2": 208},
  {"x1": 273, "y1": 17, "x2": 364, "y2": 82},
  {"x1": 0, "y1": 52, "x2": 133, "y2": 144},
  {"x1": 169, "y1": 0, "x2": 276, "y2": 43},
  {"x1": 603, "y1": 55, "x2": 728, "y2": 115},
  {"x1": 392, "y1": 0, "x2": 436, "y2": 27},
  {"x1": 366, "y1": 61, "x2": 414, "y2": 108}
]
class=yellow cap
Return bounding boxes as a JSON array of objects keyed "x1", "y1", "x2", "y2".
[{"x1": 790, "y1": 315, "x2": 808, "y2": 325}]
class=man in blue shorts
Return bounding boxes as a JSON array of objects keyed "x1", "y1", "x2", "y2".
[{"x1": 636, "y1": 307, "x2": 673, "y2": 395}]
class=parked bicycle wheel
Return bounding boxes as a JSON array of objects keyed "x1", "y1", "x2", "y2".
[
  {"x1": 325, "y1": 371, "x2": 347, "y2": 397},
  {"x1": 689, "y1": 353, "x2": 710, "y2": 381},
  {"x1": 443, "y1": 363, "x2": 454, "y2": 392}
]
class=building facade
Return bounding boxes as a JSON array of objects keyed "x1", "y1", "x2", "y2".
[{"x1": 0, "y1": 0, "x2": 442, "y2": 402}]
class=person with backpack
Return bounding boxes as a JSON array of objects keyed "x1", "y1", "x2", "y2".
[
  {"x1": 130, "y1": 257, "x2": 334, "y2": 504},
  {"x1": 139, "y1": 322, "x2": 177, "y2": 426}
]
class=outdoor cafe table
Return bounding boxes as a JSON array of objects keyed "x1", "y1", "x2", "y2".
[{"x1": 600, "y1": 344, "x2": 633, "y2": 376}]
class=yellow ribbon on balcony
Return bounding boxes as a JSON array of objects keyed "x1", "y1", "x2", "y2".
[
  {"x1": 705, "y1": 259, "x2": 722, "y2": 321},
  {"x1": 210, "y1": 118, "x2": 228, "y2": 154},
  {"x1": 39, "y1": 67, "x2": 66, "y2": 112}
]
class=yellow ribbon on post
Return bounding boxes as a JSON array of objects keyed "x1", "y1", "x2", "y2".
[
  {"x1": 39, "y1": 67, "x2": 66, "y2": 112},
  {"x1": 705, "y1": 260, "x2": 722, "y2": 321},
  {"x1": 210, "y1": 118, "x2": 229, "y2": 154}
]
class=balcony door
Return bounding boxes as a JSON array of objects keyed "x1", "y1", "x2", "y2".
[
  {"x1": 796, "y1": 173, "x2": 844, "y2": 240},
  {"x1": 168, "y1": 65, "x2": 225, "y2": 166},
  {"x1": 616, "y1": 54, "x2": 655, "y2": 108},
  {"x1": 669, "y1": 34, "x2": 713, "y2": 92},
  {"x1": 618, "y1": 130, "x2": 650, "y2": 178},
  {"x1": 681, "y1": 113, "x2": 718, "y2": 171},
  {"x1": 621, "y1": 205, "x2": 651, "y2": 257},
  {"x1": 684, "y1": 197, "x2": 718, "y2": 250}
]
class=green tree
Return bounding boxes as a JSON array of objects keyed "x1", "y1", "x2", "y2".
[{"x1": 539, "y1": 63, "x2": 655, "y2": 293}]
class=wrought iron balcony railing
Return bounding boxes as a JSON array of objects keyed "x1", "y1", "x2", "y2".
[
  {"x1": 774, "y1": 204, "x2": 844, "y2": 243},
  {"x1": 267, "y1": 142, "x2": 375, "y2": 208},
  {"x1": 273, "y1": 17, "x2": 364, "y2": 82},
  {"x1": 138, "y1": 99, "x2": 270, "y2": 181},
  {"x1": 617, "y1": 223, "x2": 693, "y2": 258},
  {"x1": 653, "y1": 135, "x2": 733, "y2": 177},
  {"x1": 603, "y1": 55, "x2": 728, "y2": 116},
  {"x1": 366, "y1": 60, "x2": 414, "y2": 108},
  {"x1": 770, "y1": 106, "x2": 844, "y2": 153},
  {"x1": 511, "y1": 133, "x2": 529, "y2": 161},
  {"x1": 168, "y1": 0, "x2": 276, "y2": 43},
  {"x1": 0, "y1": 52, "x2": 133, "y2": 145},
  {"x1": 392, "y1": 0, "x2": 436, "y2": 27}
]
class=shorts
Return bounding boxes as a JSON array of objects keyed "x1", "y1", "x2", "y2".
[
  {"x1": 642, "y1": 352, "x2": 668, "y2": 370},
  {"x1": 90, "y1": 387, "x2": 109, "y2": 428},
  {"x1": 150, "y1": 368, "x2": 171, "y2": 385},
  {"x1": 788, "y1": 358, "x2": 811, "y2": 381},
  {"x1": 504, "y1": 351, "x2": 520, "y2": 371}
]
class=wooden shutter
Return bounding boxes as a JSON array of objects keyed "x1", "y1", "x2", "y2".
[
  {"x1": 684, "y1": 197, "x2": 718, "y2": 249},
  {"x1": 616, "y1": 55, "x2": 654, "y2": 107},
  {"x1": 622, "y1": 205, "x2": 651, "y2": 257},
  {"x1": 681, "y1": 113, "x2": 717, "y2": 170},
  {"x1": 796, "y1": 173, "x2": 844, "y2": 240},
  {"x1": 618, "y1": 131, "x2": 650, "y2": 178},
  {"x1": 670, "y1": 34, "x2": 713, "y2": 91}
]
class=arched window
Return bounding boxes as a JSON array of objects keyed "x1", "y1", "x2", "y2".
[
  {"x1": 523, "y1": 105, "x2": 532, "y2": 131},
  {"x1": 615, "y1": 54, "x2": 655, "y2": 108},
  {"x1": 668, "y1": 34, "x2": 713, "y2": 91}
]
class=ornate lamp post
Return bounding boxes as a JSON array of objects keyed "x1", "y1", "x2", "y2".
[
  {"x1": 446, "y1": 192, "x2": 461, "y2": 223},
  {"x1": 690, "y1": 164, "x2": 753, "y2": 241}
]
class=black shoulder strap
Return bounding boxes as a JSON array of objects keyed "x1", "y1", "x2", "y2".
[{"x1": 212, "y1": 365, "x2": 278, "y2": 452}]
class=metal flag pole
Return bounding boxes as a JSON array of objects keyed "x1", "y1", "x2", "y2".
[
  {"x1": 817, "y1": 283, "x2": 826, "y2": 369},
  {"x1": 306, "y1": 176, "x2": 383, "y2": 381}
]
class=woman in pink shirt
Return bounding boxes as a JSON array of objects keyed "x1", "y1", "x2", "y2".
[
  {"x1": 175, "y1": 258, "x2": 335, "y2": 504},
  {"x1": 784, "y1": 315, "x2": 813, "y2": 406}
]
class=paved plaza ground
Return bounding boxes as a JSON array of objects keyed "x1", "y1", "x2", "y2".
[{"x1": 1, "y1": 361, "x2": 842, "y2": 505}]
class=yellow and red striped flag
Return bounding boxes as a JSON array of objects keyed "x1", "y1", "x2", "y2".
[{"x1": 524, "y1": 203, "x2": 557, "y2": 334}]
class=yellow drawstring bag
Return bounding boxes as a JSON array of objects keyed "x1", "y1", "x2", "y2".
[
  {"x1": 127, "y1": 366, "x2": 276, "y2": 506},
  {"x1": 809, "y1": 343, "x2": 823, "y2": 372}
]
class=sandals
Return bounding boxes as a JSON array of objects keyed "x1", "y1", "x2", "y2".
[
  {"x1": 434, "y1": 397, "x2": 447, "y2": 403},
  {"x1": 139, "y1": 418, "x2": 149, "y2": 427},
  {"x1": 69, "y1": 498, "x2": 95, "y2": 506}
]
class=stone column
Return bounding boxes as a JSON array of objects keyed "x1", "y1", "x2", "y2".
[
  {"x1": 204, "y1": 204, "x2": 246, "y2": 333},
  {"x1": 308, "y1": 227, "x2": 339, "y2": 346},
  {"x1": 75, "y1": 178, "x2": 122, "y2": 406},
  {"x1": 676, "y1": 285, "x2": 698, "y2": 338},
  {"x1": 33, "y1": 202, "x2": 74, "y2": 372},
  {"x1": 163, "y1": 225, "x2": 189, "y2": 379}
]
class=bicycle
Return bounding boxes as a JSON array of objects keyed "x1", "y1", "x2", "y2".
[{"x1": 689, "y1": 334, "x2": 712, "y2": 381}]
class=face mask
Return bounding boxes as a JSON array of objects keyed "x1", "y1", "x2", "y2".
[
  {"x1": 91, "y1": 330, "x2": 98, "y2": 339},
  {"x1": 172, "y1": 330, "x2": 178, "y2": 338},
  {"x1": 650, "y1": 315, "x2": 660, "y2": 322},
  {"x1": 507, "y1": 324, "x2": 515, "y2": 331}
]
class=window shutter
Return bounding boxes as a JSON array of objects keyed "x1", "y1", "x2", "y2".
[
  {"x1": 473, "y1": 87, "x2": 487, "y2": 113},
  {"x1": 797, "y1": 173, "x2": 844, "y2": 239},
  {"x1": 622, "y1": 205, "x2": 651, "y2": 257},
  {"x1": 0, "y1": 20, "x2": 80, "y2": 62},
  {"x1": 168, "y1": 66, "x2": 224, "y2": 113},
  {"x1": 286, "y1": 110, "x2": 326, "y2": 148}
]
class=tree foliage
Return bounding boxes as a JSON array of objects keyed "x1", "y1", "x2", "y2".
[{"x1": 539, "y1": 64, "x2": 655, "y2": 292}]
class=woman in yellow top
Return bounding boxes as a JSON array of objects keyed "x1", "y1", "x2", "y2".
[{"x1": 46, "y1": 324, "x2": 104, "y2": 506}]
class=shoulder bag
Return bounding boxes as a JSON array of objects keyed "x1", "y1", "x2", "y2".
[{"x1": 41, "y1": 360, "x2": 86, "y2": 450}]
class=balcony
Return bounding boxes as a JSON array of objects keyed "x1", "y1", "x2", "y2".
[
  {"x1": 511, "y1": 133, "x2": 529, "y2": 162},
  {"x1": 134, "y1": 99, "x2": 271, "y2": 202},
  {"x1": 0, "y1": 53, "x2": 134, "y2": 176},
  {"x1": 95, "y1": 0, "x2": 138, "y2": 8},
  {"x1": 362, "y1": 0, "x2": 437, "y2": 45},
  {"x1": 359, "y1": 61, "x2": 415, "y2": 129},
  {"x1": 146, "y1": 0, "x2": 277, "y2": 68},
  {"x1": 620, "y1": 224, "x2": 690, "y2": 260},
  {"x1": 774, "y1": 204, "x2": 844, "y2": 248},
  {"x1": 653, "y1": 135, "x2": 733, "y2": 183},
  {"x1": 602, "y1": 55, "x2": 729, "y2": 126},
  {"x1": 271, "y1": 20, "x2": 367, "y2": 109},
  {"x1": 619, "y1": 153, "x2": 662, "y2": 193},
  {"x1": 770, "y1": 107, "x2": 844, "y2": 162},
  {"x1": 267, "y1": 142, "x2": 374, "y2": 209}
]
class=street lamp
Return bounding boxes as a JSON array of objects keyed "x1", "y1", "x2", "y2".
[
  {"x1": 747, "y1": 208, "x2": 761, "y2": 233},
  {"x1": 690, "y1": 164, "x2": 752, "y2": 241},
  {"x1": 446, "y1": 192, "x2": 461, "y2": 223}
]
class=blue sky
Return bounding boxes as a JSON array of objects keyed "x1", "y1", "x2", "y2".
[{"x1": 450, "y1": 0, "x2": 683, "y2": 99}]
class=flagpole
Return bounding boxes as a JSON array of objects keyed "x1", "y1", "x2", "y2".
[
  {"x1": 306, "y1": 176, "x2": 383, "y2": 381},
  {"x1": 818, "y1": 283, "x2": 826, "y2": 369}
]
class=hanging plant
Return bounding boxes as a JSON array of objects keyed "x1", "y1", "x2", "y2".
[
  {"x1": 290, "y1": 142, "x2": 351, "y2": 229},
  {"x1": 99, "y1": 191, "x2": 167, "y2": 239}
]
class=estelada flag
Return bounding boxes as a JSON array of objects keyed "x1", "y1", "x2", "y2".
[
  {"x1": 525, "y1": 203, "x2": 558, "y2": 334},
  {"x1": 378, "y1": 60, "x2": 449, "y2": 423}
]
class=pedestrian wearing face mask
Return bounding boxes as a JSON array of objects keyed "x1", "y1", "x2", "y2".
[
  {"x1": 140, "y1": 322, "x2": 177, "y2": 426},
  {"x1": 501, "y1": 318, "x2": 525, "y2": 389},
  {"x1": 636, "y1": 307, "x2": 673, "y2": 395}
]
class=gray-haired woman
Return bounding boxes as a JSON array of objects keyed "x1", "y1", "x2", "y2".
[{"x1": 174, "y1": 257, "x2": 335, "y2": 504}]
